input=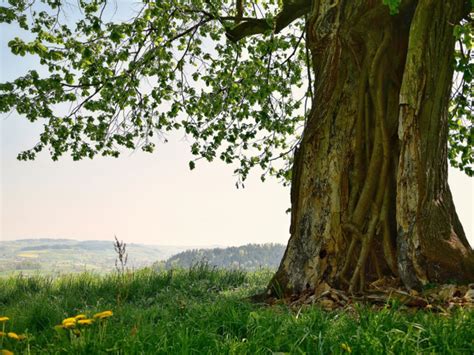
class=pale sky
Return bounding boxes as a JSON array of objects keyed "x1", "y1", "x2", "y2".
[{"x1": 0, "y1": 3, "x2": 472, "y2": 248}]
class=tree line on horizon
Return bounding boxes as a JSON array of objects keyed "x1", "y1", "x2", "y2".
[{"x1": 154, "y1": 243, "x2": 286, "y2": 271}]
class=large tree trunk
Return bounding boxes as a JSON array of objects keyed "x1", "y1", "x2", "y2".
[{"x1": 270, "y1": 0, "x2": 474, "y2": 297}]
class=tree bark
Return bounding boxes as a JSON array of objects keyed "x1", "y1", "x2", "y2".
[{"x1": 269, "y1": 0, "x2": 474, "y2": 297}]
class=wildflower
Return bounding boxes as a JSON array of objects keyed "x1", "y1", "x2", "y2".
[
  {"x1": 0, "y1": 331, "x2": 5, "y2": 337},
  {"x1": 62, "y1": 321, "x2": 76, "y2": 329},
  {"x1": 61, "y1": 317, "x2": 77, "y2": 329},
  {"x1": 0, "y1": 317, "x2": 9, "y2": 323},
  {"x1": 74, "y1": 314, "x2": 87, "y2": 320},
  {"x1": 62, "y1": 317, "x2": 76, "y2": 326},
  {"x1": 17, "y1": 334, "x2": 27, "y2": 341},
  {"x1": 7, "y1": 332, "x2": 19, "y2": 340},
  {"x1": 341, "y1": 343, "x2": 352, "y2": 353},
  {"x1": 1, "y1": 349, "x2": 14, "y2": 355},
  {"x1": 93, "y1": 310, "x2": 113, "y2": 319},
  {"x1": 77, "y1": 319, "x2": 94, "y2": 326}
]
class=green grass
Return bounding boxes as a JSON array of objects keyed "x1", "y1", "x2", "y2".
[{"x1": 0, "y1": 265, "x2": 473, "y2": 354}]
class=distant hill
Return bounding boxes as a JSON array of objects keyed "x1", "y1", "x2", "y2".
[
  {"x1": 0, "y1": 239, "x2": 286, "y2": 276},
  {"x1": 0, "y1": 239, "x2": 191, "y2": 276},
  {"x1": 156, "y1": 243, "x2": 286, "y2": 271}
]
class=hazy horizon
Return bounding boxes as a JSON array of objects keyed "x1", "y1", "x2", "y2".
[{"x1": 0, "y1": 235, "x2": 273, "y2": 248}]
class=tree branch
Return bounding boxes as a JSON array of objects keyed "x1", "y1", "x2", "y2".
[
  {"x1": 236, "y1": 0, "x2": 244, "y2": 24},
  {"x1": 226, "y1": 0, "x2": 311, "y2": 42}
]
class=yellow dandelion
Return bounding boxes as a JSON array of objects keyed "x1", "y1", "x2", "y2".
[
  {"x1": 63, "y1": 321, "x2": 76, "y2": 329},
  {"x1": 77, "y1": 319, "x2": 94, "y2": 326},
  {"x1": 1, "y1": 349, "x2": 14, "y2": 355},
  {"x1": 93, "y1": 310, "x2": 113, "y2": 319},
  {"x1": 62, "y1": 317, "x2": 76, "y2": 325},
  {"x1": 0, "y1": 317, "x2": 9, "y2": 322},
  {"x1": 7, "y1": 332, "x2": 20, "y2": 341},
  {"x1": 341, "y1": 343, "x2": 352, "y2": 353},
  {"x1": 75, "y1": 314, "x2": 87, "y2": 320}
]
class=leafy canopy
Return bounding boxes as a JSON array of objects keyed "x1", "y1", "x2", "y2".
[{"x1": 0, "y1": 0, "x2": 472, "y2": 181}]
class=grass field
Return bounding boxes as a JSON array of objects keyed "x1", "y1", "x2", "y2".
[{"x1": 0, "y1": 266, "x2": 473, "y2": 354}]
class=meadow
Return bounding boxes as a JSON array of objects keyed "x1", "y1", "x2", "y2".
[{"x1": 0, "y1": 265, "x2": 473, "y2": 354}]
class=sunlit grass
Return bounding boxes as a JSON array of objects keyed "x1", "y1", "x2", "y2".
[{"x1": 0, "y1": 265, "x2": 472, "y2": 354}]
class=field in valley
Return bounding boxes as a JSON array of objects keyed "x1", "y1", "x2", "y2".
[{"x1": 0, "y1": 239, "x2": 190, "y2": 276}]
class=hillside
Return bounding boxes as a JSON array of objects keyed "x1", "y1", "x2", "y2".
[
  {"x1": 0, "y1": 239, "x2": 285, "y2": 276},
  {"x1": 0, "y1": 239, "x2": 190, "y2": 276},
  {"x1": 157, "y1": 243, "x2": 286, "y2": 271}
]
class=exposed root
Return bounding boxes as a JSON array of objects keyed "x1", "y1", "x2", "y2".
[
  {"x1": 381, "y1": 185, "x2": 398, "y2": 274},
  {"x1": 371, "y1": 249, "x2": 383, "y2": 279},
  {"x1": 349, "y1": 208, "x2": 379, "y2": 293},
  {"x1": 341, "y1": 27, "x2": 393, "y2": 294},
  {"x1": 348, "y1": 64, "x2": 369, "y2": 215},
  {"x1": 339, "y1": 241, "x2": 356, "y2": 284},
  {"x1": 342, "y1": 222, "x2": 363, "y2": 239},
  {"x1": 364, "y1": 93, "x2": 371, "y2": 163}
]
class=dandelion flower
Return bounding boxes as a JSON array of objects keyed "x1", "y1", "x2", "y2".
[
  {"x1": 7, "y1": 332, "x2": 20, "y2": 340},
  {"x1": 62, "y1": 317, "x2": 76, "y2": 325},
  {"x1": 74, "y1": 314, "x2": 87, "y2": 320},
  {"x1": 0, "y1": 317, "x2": 9, "y2": 322},
  {"x1": 93, "y1": 310, "x2": 113, "y2": 319},
  {"x1": 17, "y1": 334, "x2": 27, "y2": 341},
  {"x1": 63, "y1": 321, "x2": 76, "y2": 329},
  {"x1": 78, "y1": 319, "x2": 94, "y2": 326},
  {"x1": 1, "y1": 349, "x2": 14, "y2": 355},
  {"x1": 341, "y1": 343, "x2": 352, "y2": 353}
]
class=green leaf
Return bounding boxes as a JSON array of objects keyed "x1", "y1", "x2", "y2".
[{"x1": 382, "y1": 0, "x2": 401, "y2": 15}]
